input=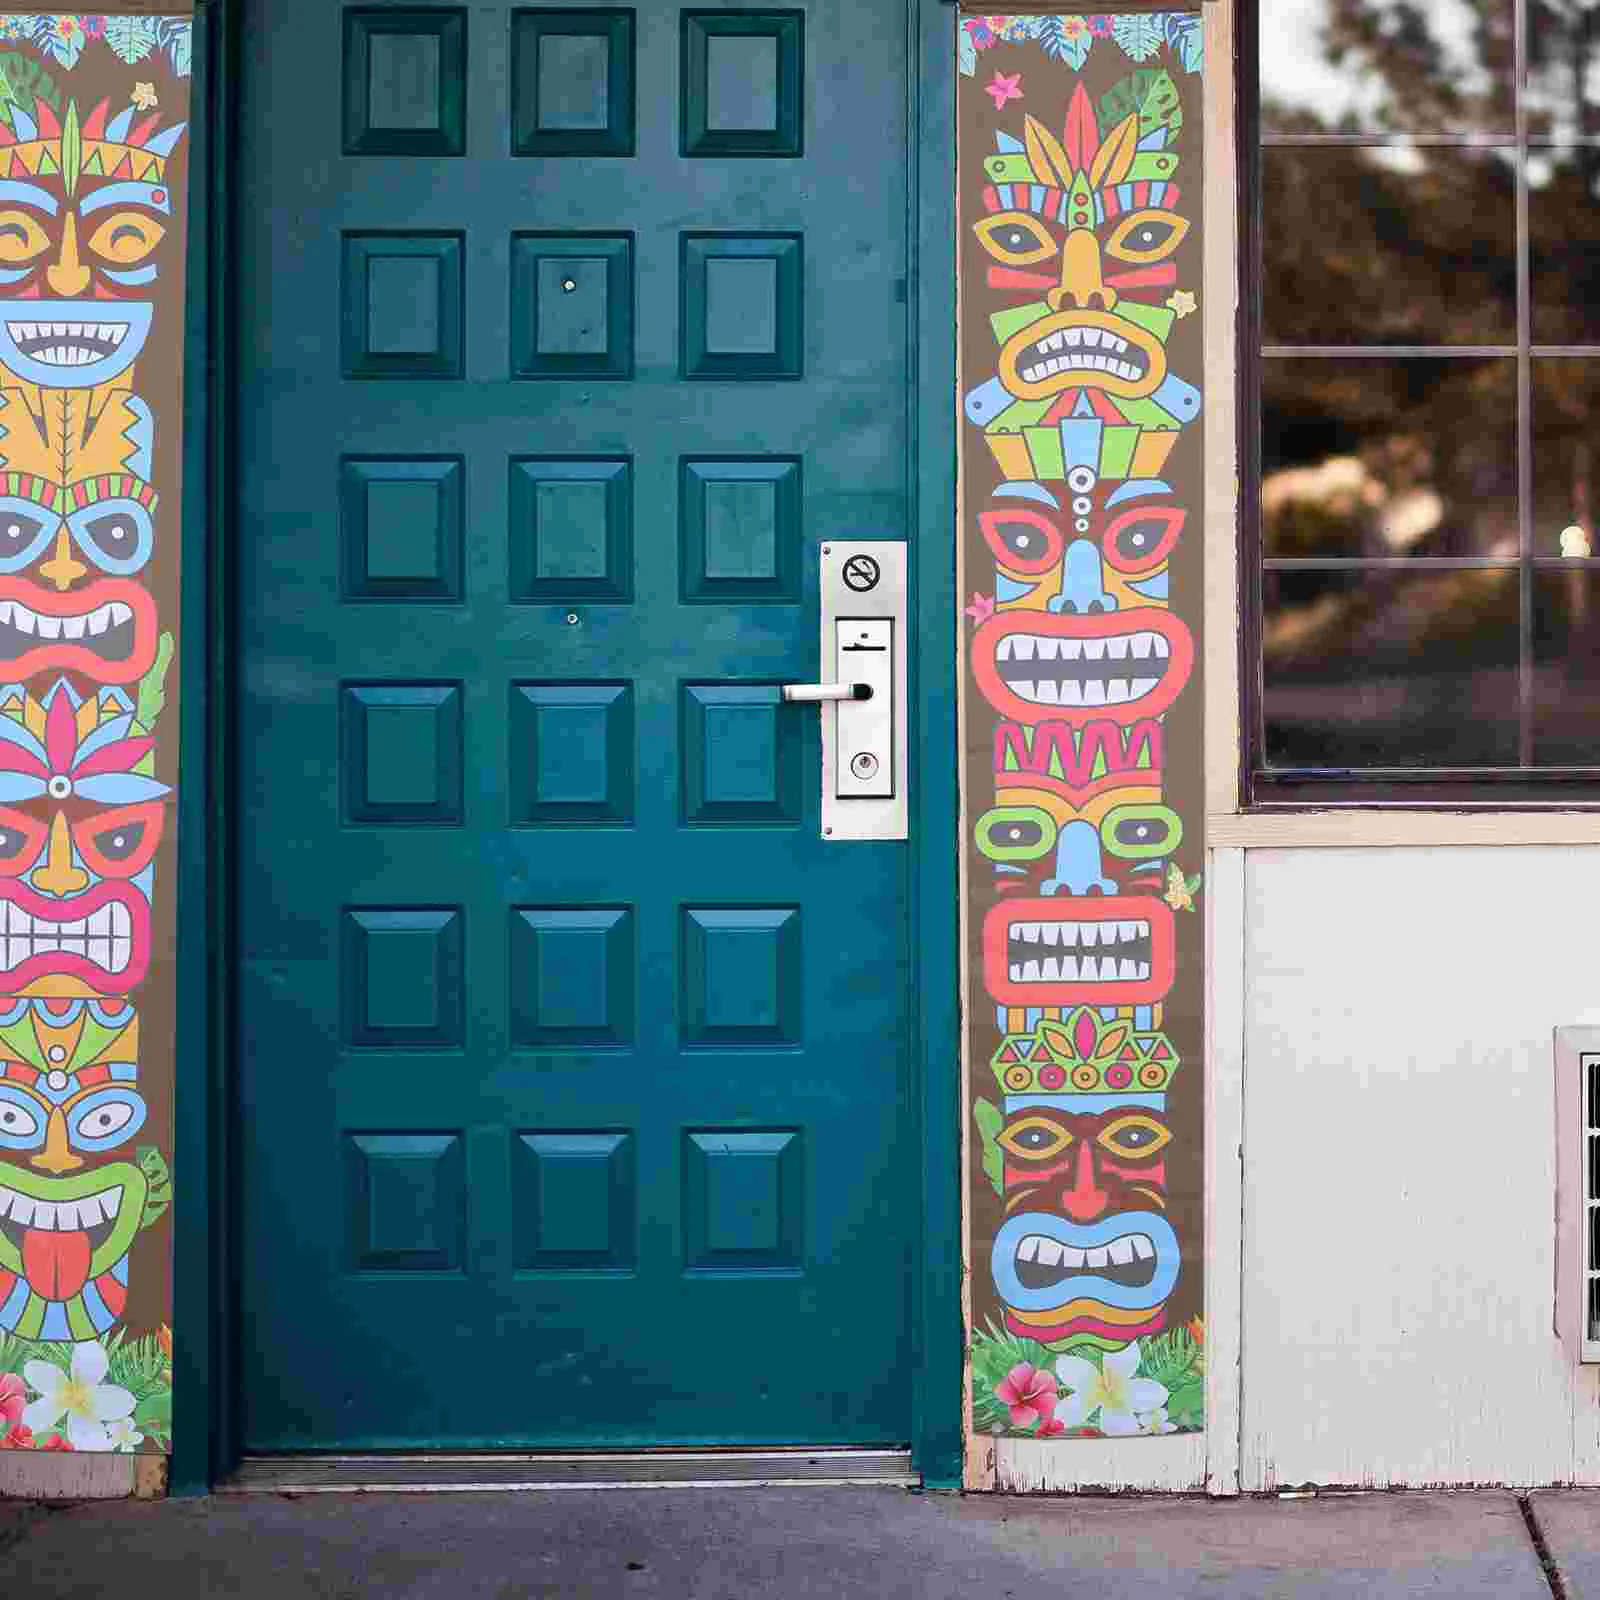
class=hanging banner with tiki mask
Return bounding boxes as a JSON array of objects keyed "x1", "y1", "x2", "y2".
[
  {"x1": 0, "y1": 14, "x2": 190, "y2": 1457},
  {"x1": 959, "y1": 11, "x2": 1205, "y2": 1442}
]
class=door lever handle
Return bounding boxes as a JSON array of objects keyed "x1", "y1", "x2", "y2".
[{"x1": 781, "y1": 682, "x2": 874, "y2": 704}]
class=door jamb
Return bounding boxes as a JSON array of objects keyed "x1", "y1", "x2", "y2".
[
  {"x1": 173, "y1": 0, "x2": 963, "y2": 1492},
  {"x1": 909, "y1": 0, "x2": 963, "y2": 1491}
]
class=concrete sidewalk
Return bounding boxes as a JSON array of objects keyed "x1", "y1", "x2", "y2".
[{"x1": 4, "y1": 1485, "x2": 1597, "y2": 1599}]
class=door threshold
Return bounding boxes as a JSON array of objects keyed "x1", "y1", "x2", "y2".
[{"x1": 221, "y1": 1448, "x2": 918, "y2": 1493}]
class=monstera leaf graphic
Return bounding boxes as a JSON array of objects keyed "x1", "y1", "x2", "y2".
[
  {"x1": 105, "y1": 17, "x2": 160, "y2": 66},
  {"x1": 1112, "y1": 14, "x2": 1164, "y2": 62}
]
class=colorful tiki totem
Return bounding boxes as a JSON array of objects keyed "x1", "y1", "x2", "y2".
[
  {"x1": 0, "y1": 16, "x2": 190, "y2": 1457},
  {"x1": 961, "y1": 16, "x2": 1206, "y2": 1442}
]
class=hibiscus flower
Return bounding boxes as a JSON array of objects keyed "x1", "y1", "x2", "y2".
[
  {"x1": 0, "y1": 1373, "x2": 24, "y2": 1426},
  {"x1": 993, "y1": 1361, "x2": 1058, "y2": 1428}
]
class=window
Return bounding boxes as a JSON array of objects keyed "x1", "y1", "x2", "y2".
[{"x1": 1246, "y1": 0, "x2": 1600, "y2": 804}]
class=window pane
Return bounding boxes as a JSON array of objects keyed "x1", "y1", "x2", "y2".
[
  {"x1": 1534, "y1": 360, "x2": 1600, "y2": 556},
  {"x1": 1262, "y1": 360, "x2": 1518, "y2": 559},
  {"x1": 1263, "y1": 566, "x2": 1521, "y2": 769},
  {"x1": 1260, "y1": 0, "x2": 1514, "y2": 137},
  {"x1": 1526, "y1": 6, "x2": 1600, "y2": 141},
  {"x1": 1263, "y1": 148, "x2": 1516, "y2": 347},
  {"x1": 1534, "y1": 570, "x2": 1600, "y2": 764},
  {"x1": 1530, "y1": 148, "x2": 1600, "y2": 345}
]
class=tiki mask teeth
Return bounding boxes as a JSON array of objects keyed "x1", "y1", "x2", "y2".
[
  {"x1": 0, "y1": 598, "x2": 136, "y2": 655},
  {"x1": 1014, "y1": 1230, "x2": 1158, "y2": 1292},
  {"x1": 994, "y1": 628, "x2": 1171, "y2": 709},
  {"x1": 0, "y1": 898, "x2": 135, "y2": 973},
  {"x1": 1007, "y1": 918, "x2": 1152, "y2": 985},
  {"x1": 0, "y1": 1182, "x2": 122, "y2": 1232},
  {"x1": 1018, "y1": 326, "x2": 1149, "y2": 386},
  {"x1": 5, "y1": 321, "x2": 130, "y2": 367}
]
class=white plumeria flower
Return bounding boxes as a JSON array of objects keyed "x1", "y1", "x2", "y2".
[
  {"x1": 1054, "y1": 1342, "x2": 1170, "y2": 1437},
  {"x1": 105, "y1": 1416, "x2": 144, "y2": 1453},
  {"x1": 1136, "y1": 1407, "x2": 1179, "y2": 1435},
  {"x1": 22, "y1": 1342, "x2": 136, "y2": 1452}
]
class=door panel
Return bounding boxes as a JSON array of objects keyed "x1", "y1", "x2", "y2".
[{"x1": 235, "y1": 0, "x2": 915, "y2": 1449}]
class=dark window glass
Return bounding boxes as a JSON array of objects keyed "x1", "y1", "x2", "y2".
[
  {"x1": 1263, "y1": 148, "x2": 1516, "y2": 347},
  {"x1": 1263, "y1": 359, "x2": 1517, "y2": 559},
  {"x1": 1264, "y1": 567, "x2": 1520, "y2": 768},
  {"x1": 1250, "y1": 1, "x2": 1600, "y2": 802}
]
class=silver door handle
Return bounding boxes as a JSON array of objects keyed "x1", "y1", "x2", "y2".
[{"x1": 781, "y1": 682, "x2": 874, "y2": 703}]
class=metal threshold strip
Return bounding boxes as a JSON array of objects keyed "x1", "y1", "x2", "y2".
[{"x1": 223, "y1": 1449, "x2": 917, "y2": 1493}]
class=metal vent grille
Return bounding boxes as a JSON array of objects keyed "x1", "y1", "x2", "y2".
[{"x1": 1588, "y1": 1052, "x2": 1600, "y2": 1353}]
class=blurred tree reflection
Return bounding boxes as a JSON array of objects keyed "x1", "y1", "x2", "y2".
[{"x1": 1259, "y1": 0, "x2": 1600, "y2": 771}]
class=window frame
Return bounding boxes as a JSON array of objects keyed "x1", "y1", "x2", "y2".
[{"x1": 1237, "y1": 0, "x2": 1600, "y2": 815}]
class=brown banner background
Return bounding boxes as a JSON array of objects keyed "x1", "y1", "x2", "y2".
[{"x1": 959, "y1": 11, "x2": 1205, "y2": 1442}]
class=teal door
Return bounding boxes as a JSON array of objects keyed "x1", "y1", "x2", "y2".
[{"x1": 234, "y1": 1, "x2": 920, "y2": 1450}]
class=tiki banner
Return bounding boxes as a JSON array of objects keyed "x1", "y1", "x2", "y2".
[
  {"x1": 959, "y1": 12, "x2": 1205, "y2": 1442},
  {"x1": 0, "y1": 14, "x2": 191, "y2": 1456}
]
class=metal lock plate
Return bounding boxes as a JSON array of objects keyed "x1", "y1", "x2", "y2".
[{"x1": 819, "y1": 542, "x2": 907, "y2": 841}]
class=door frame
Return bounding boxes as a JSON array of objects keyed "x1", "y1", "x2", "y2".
[{"x1": 171, "y1": 0, "x2": 961, "y2": 1494}]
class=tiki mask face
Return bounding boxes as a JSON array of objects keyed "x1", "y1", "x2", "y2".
[
  {"x1": 984, "y1": 1007, "x2": 1180, "y2": 1350},
  {"x1": 0, "y1": 96, "x2": 185, "y2": 386},
  {"x1": 965, "y1": 77, "x2": 1200, "y2": 488},
  {"x1": 0, "y1": 995, "x2": 151, "y2": 1339},
  {"x1": 0, "y1": 678, "x2": 169, "y2": 996}
]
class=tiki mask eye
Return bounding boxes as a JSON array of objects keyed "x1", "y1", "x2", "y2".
[
  {"x1": 68, "y1": 1087, "x2": 145, "y2": 1152},
  {"x1": 68, "y1": 498, "x2": 153, "y2": 576},
  {"x1": 976, "y1": 805, "x2": 1057, "y2": 863},
  {"x1": 980, "y1": 508, "x2": 1064, "y2": 577},
  {"x1": 73, "y1": 801, "x2": 164, "y2": 881},
  {"x1": 0, "y1": 210, "x2": 49, "y2": 264},
  {"x1": 0, "y1": 808, "x2": 47, "y2": 876},
  {"x1": 0, "y1": 500, "x2": 53, "y2": 573},
  {"x1": 1105, "y1": 209, "x2": 1189, "y2": 265},
  {"x1": 998, "y1": 1115, "x2": 1072, "y2": 1161},
  {"x1": 86, "y1": 211, "x2": 166, "y2": 266},
  {"x1": 1098, "y1": 1115, "x2": 1171, "y2": 1160},
  {"x1": 1100, "y1": 803, "x2": 1183, "y2": 862},
  {"x1": 976, "y1": 211, "x2": 1059, "y2": 267},
  {"x1": 92, "y1": 821, "x2": 144, "y2": 862},
  {"x1": 1102, "y1": 507, "x2": 1185, "y2": 576},
  {"x1": 0, "y1": 1085, "x2": 42, "y2": 1149}
]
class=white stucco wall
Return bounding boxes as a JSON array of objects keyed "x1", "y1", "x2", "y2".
[{"x1": 1239, "y1": 844, "x2": 1600, "y2": 1489}]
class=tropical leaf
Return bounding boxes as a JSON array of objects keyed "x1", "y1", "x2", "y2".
[
  {"x1": 136, "y1": 632, "x2": 175, "y2": 734},
  {"x1": 33, "y1": 20, "x2": 82, "y2": 71},
  {"x1": 1165, "y1": 14, "x2": 1205, "y2": 75},
  {"x1": 1038, "y1": 17, "x2": 1091, "y2": 70},
  {"x1": 60, "y1": 97, "x2": 80, "y2": 197},
  {"x1": 973, "y1": 1098, "x2": 1004, "y2": 1195},
  {"x1": 0, "y1": 50, "x2": 61, "y2": 114},
  {"x1": 1165, "y1": 1377, "x2": 1204, "y2": 1426},
  {"x1": 1099, "y1": 67, "x2": 1182, "y2": 141},
  {"x1": 133, "y1": 1387, "x2": 172, "y2": 1432},
  {"x1": 1111, "y1": 14, "x2": 1164, "y2": 63},
  {"x1": 105, "y1": 16, "x2": 159, "y2": 66},
  {"x1": 138, "y1": 1144, "x2": 172, "y2": 1229},
  {"x1": 166, "y1": 23, "x2": 193, "y2": 80},
  {"x1": 958, "y1": 26, "x2": 976, "y2": 78}
]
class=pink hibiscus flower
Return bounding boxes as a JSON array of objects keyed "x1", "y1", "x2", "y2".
[
  {"x1": 1087, "y1": 16, "x2": 1116, "y2": 36},
  {"x1": 0, "y1": 1373, "x2": 23, "y2": 1426},
  {"x1": 994, "y1": 1362, "x2": 1058, "y2": 1428}
]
